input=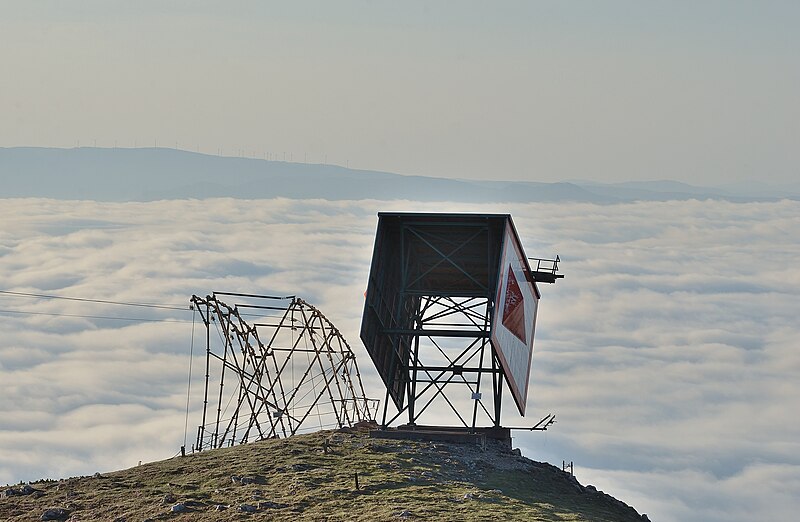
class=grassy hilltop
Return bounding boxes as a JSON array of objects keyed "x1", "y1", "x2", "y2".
[{"x1": 1, "y1": 425, "x2": 648, "y2": 521}]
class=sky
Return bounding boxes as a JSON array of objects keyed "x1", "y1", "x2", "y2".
[
  {"x1": 1, "y1": 1, "x2": 799, "y2": 187},
  {"x1": 1, "y1": 197, "x2": 798, "y2": 522}
]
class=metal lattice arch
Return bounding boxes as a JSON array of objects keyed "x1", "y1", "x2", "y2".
[{"x1": 190, "y1": 292, "x2": 378, "y2": 451}]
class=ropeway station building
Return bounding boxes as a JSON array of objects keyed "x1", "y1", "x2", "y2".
[{"x1": 360, "y1": 212, "x2": 562, "y2": 444}]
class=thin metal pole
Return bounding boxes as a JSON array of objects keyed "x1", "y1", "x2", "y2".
[
  {"x1": 199, "y1": 300, "x2": 212, "y2": 450},
  {"x1": 213, "y1": 318, "x2": 230, "y2": 448}
]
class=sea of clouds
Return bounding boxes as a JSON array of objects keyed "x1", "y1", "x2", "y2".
[{"x1": 0, "y1": 197, "x2": 798, "y2": 521}]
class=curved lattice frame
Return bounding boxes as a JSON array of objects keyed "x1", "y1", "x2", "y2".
[{"x1": 191, "y1": 292, "x2": 377, "y2": 451}]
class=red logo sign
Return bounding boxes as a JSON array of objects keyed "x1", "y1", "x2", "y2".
[{"x1": 502, "y1": 265, "x2": 526, "y2": 344}]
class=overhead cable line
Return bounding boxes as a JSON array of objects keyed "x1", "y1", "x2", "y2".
[
  {"x1": 0, "y1": 290, "x2": 188, "y2": 311},
  {"x1": 0, "y1": 308, "x2": 192, "y2": 323}
]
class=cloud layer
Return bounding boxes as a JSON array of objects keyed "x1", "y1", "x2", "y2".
[{"x1": 1, "y1": 197, "x2": 798, "y2": 521}]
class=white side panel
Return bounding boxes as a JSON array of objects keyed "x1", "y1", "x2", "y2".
[{"x1": 491, "y1": 223, "x2": 539, "y2": 415}]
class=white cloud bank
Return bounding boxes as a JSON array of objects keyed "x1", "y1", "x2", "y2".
[{"x1": 0, "y1": 197, "x2": 798, "y2": 521}]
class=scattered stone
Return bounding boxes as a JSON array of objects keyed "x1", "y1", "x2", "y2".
[
  {"x1": 170, "y1": 503, "x2": 188, "y2": 513},
  {"x1": 93, "y1": 472, "x2": 102, "y2": 478},
  {"x1": 1, "y1": 487, "x2": 19, "y2": 498},
  {"x1": 215, "y1": 504, "x2": 229, "y2": 511},
  {"x1": 3, "y1": 484, "x2": 40, "y2": 498},
  {"x1": 232, "y1": 475, "x2": 258, "y2": 485},
  {"x1": 397, "y1": 509, "x2": 412, "y2": 518},
  {"x1": 510, "y1": 448, "x2": 522, "y2": 457},
  {"x1": 113, "y1": 516, "x2": 127, "y2": 522},
  {"x1": 40, "y1": 508, "x2": 70, "y2": 521},
  {"x1": 239, "y1": 503, "x2": 258, "y2": 512},
  {"x1": 486, "y1": 489, "x2": 503, "y2": 494},
  {"x1": 162, "y1": 493, "x2": 177, "y2": 504},
  {"x1": 463, "y1": 492, "x2": 474, "y2": 500}
]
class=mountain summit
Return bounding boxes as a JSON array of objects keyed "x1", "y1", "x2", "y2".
[{"x1": 1, "y1": 426, "x2": 649, "y2": 521}]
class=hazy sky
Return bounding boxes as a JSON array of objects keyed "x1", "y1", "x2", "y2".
[{"x1": 2, "y1": 1, "x2": 798, "y2": 186}]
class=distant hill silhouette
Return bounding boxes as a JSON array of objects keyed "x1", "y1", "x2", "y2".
[{"x1": 1, "y1": 147, "x2": 794, "y2": 202}]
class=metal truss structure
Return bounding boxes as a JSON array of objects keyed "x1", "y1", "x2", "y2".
[
  {"x1": 390, "y1": 293, "x2": 503, "y2": 429},
  {"x1": 361, "y1": 213, "x2": 562, "y2": 432},
  {"x1": 190, "y1": 292, "x2": 378, "y2": 451}
]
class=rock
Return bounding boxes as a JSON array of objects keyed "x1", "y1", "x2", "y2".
[
  {"x1": 162, "y1": 493, "x2": 176, "y2": 504},
  {"x1": 511, "y1": 448, "x2": 522, "y2": 456},
  {"x1": 239, "y1": 503, "x2": 258, "y2": 512},
  {"x1": 1, "y1": 487, "x2": 19, "y2": 498},
  {"x1": 93, "y1": 472, "x2": 102, "y2": 478},
  {"x1": 20, "y1": 484, "x2": 36, "y2": 495},
  {"x1": 170, "y1": 503, "x2": 188, "y2": 513},
  {"x1": 463, "y1": 492, "x2": 474, "y2": 500},
  {"x1": 215, "y1": 504, "x2": 229, "y2": 511},
  {"x1": 40, "y1": 508, "x2": 70, "y2": 521},
  {"x1": 397, "y1": 509, "x2": 412, "y2": 518},
  {"x1": 113, "y1": 517, "x2": 127, "y2": 522}
]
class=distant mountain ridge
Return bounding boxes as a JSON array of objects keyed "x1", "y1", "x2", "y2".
[{"x1": 1, "y1": 147, "x2": 795, "y2": 203}]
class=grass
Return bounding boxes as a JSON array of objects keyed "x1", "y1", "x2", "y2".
[{"x1": 1, "y1": 426, "x2": 647, "y2": 521}]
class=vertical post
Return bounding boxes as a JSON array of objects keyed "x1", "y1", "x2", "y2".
[
  {"x1": 470, "y1": 341, "x2": 485, "y2": 433},
  {"x1": 408, "y1": 328, "x2": 421, "y2": 426},
  {"x1": 213, "y1": 320, "x2": 229, "y2": 449},
  {"x1": 493, "y1": 353, "x2": 503, "y2": 427},
  {"x1": 471, "y1": 298, "x2": 492, "y2": 432},
  {"x1": 199, "y1": 300, "x2": 212, "y2": 450}
]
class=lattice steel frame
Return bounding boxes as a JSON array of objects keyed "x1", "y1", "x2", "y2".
[
  {"x1": 391, "y1": 293, "x2": 505, "y2": 429},
  {"x1": 191, "y1": 292, "x2": 378, "y2": 451},
  {"x1": 361, "y1": 214, "x2": 506, "y2": 429},
  {"x1": 361, "y1": 213, "x2": 560, "y2": 432}
]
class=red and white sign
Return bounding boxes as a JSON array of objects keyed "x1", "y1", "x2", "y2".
[{"x1": 491, "y1": 223, "x2": 539, "y2": 415}]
